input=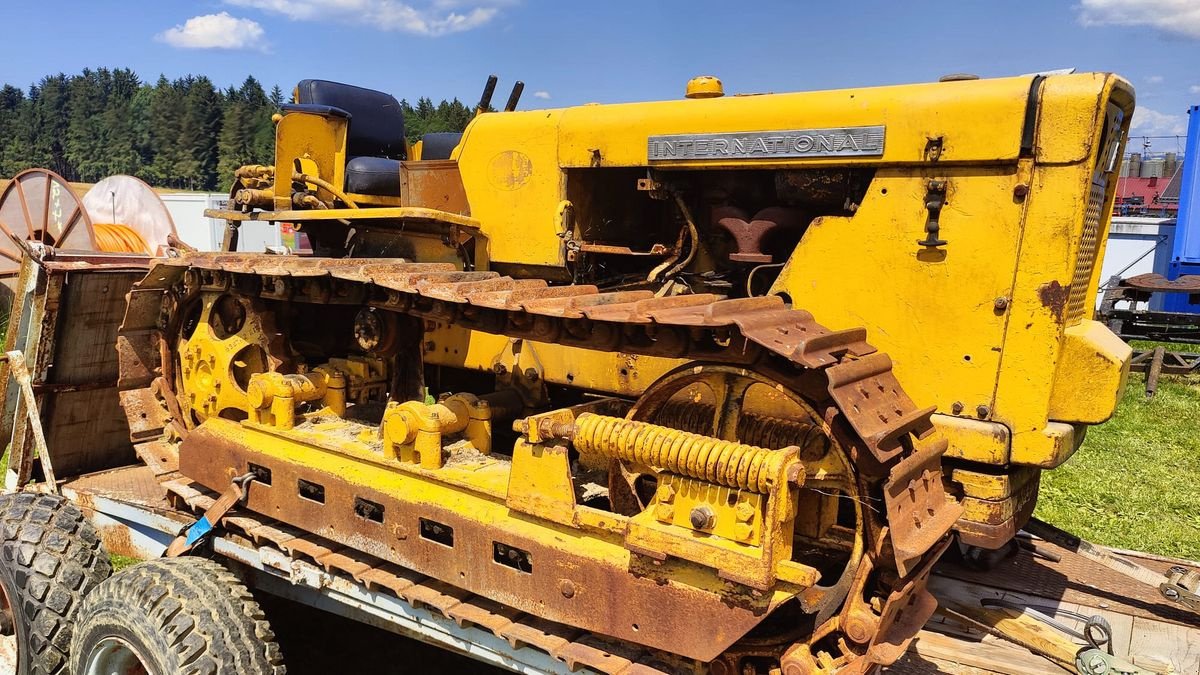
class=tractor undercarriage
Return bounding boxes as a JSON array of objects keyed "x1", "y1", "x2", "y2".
[{"x1": 118, "y1": 253, "x2": 960, "y2": 673}]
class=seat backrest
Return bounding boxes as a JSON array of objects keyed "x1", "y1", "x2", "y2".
[{"x1": 296, "y1": 79, "x2": 407, "y2": 160}]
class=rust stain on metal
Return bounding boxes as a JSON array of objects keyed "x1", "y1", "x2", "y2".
[{"x1": 1037, "y1": 280, "x2": 1069, "y2": 321}]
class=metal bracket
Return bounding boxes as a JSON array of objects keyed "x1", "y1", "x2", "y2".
[{"x1": 918, "y1": 180, "x2": 948, "y2": 248}]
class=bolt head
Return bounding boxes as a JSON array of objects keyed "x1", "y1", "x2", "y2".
[
  {"x1": 689, "y1": 505, "x2": 716, "y2": 530},
  {"x1": 656, "y1": 484, "x2": 675, "y2": 503},
  {"x1": 559, "y1": 579, "x2": 576, "y2": 598},
  {"x1": 993, "y1": 296, "x2": 1009, "y2": 311},
  {"x1": 735, "y1": 501, "x2": 756, "y2": 522},
  {"x1": 524, "y1": 368, "x2": 540, "y2": 381},
  {"x1": 654, "y1": 503, "x2": 675, "y2": 523},
  {"x1": 976, "y1": 404, "x2": 991, "y2": 418},
  {"x1": 951, "y1": 401, "x2": 964, "y2": 415}
]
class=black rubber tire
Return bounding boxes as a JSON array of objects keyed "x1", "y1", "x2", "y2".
[
  {"x1": 70, "y1": 557, "x2": 286, "y2": 675},
  {"x1": 0, "y1": 492, "x2": 113, "y2": 675}
]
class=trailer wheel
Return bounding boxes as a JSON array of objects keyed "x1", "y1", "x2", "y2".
[
  {"x1": 0, "y1": 492, "x2": 113, "y2": 675},
  {"x1": 70, "y1": 557, "x2": 285, "y2": 675}
]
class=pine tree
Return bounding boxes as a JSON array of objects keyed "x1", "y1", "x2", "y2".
[
  {"x1": 147, "y1": 76, "x2": 184, "y2": 187},
  {"x1": 98, "y1": 69, "x2": 142, "y2": 177},
  {"x1": 176, "y1": 77, "x2": 222, "y2": 190},
  {"x1": 0, "y1": 68, "x2": 480, "y2": 189},
  {"x1": 31, "y1": 75, "x2": 70, "y2": 177}
]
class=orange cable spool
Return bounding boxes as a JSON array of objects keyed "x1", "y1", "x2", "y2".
[{"x1": 91, "y1": 223, "x2": 149, "y2": 254}]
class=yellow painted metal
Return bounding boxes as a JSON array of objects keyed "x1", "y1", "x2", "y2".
[
  {"x1": 933, "y1": 414, "x2": 1009, "y2": 464},
  {"x1": 380, "y1": 393, "x2": 492, "y2": 467},
  {"x1": 219, "y1": 71, "x2": 1136, "y2": 551},
  {"x1": 1047, "y1": 320, "x2": 1132, "y2": 426},
  {"x1": 271, "y1": 111, "x2": 347, "y2": 208},
  {"x1": 454, "y1": 109, "x2": 567, "y2": 267},
  {"x1": 685, "y1": 75, "x2": 724, "y2": 99},
  {"x1": 246, "y1": 369, "x2": 340, "y2": 430},
  {"x1": 201, "y1": 404, "x2": 818, "y2": 598},
  {"x1": 178, "y1": 296, "x2": 271, "y2": 423},
  {"x1": 771, "y1": 73, "x2": 1133, "y2": 469},
  {"x1": 422, "y1": 323, "x2": 686, "y2": 397},
  {"x1": 206, "y1": 206, "x2": 480, "y2": 227},
  {"x1": 506, "y1": 438, "x2": 577, "y2": 526}
]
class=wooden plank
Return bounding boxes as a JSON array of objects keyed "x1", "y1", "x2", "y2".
[
  {"x1": 1129, "y1": 616, "x2": 1200, "y2": 674},
  {"x1": 907, "y1": 629, "x2": 1053, "y2": 675}
]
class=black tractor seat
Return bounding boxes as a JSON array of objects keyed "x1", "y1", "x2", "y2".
[{"x1": 294, "y1": 79, "x2": 407, "y2": 197}]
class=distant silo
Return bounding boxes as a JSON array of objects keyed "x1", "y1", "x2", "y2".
[
  {"x1": 1127, "y1": 153, "x2": 1142, "y2": 178},
  {"x1": 1141, "y1": 157, "x2": 1165, "y2": 178}
]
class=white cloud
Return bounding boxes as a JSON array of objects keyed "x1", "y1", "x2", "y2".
[
  {"x1": 1130, "y1": 106, "x2": 1188, "y2": 136},
  {"x1": 1147, "y1": 74, "x2": 1164, "y2": 84},
  {"x1": 1190, "y1": 85, "x2": 1200, "y2": 94},
  {"x1": 1078, "y1": 0, "x2": 1200, "y2": 40},
  {"x1": 532, "y1": 90, "x2": 550, "y2": 100},
  {"x1": 157, "y1": 12, "x2": 266, "y2": 50},
  {"x1": 226, "y1": 0, "x2": 502, "y2": 36}
]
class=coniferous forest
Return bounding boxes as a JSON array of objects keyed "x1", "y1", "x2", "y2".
[{"x1": 0, "y1": 68, "x2": 477, "y2": 191}]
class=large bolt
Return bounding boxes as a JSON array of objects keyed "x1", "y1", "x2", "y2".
[
  {"x1": 735, "y1": 500, "x2": 756, "y2": 523},
  {"x1": 689, "y1": 505, "x2": 716, "y2": 530}
]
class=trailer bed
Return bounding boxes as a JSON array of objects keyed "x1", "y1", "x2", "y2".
[{"x1": 51, "y1": 463, "x2": 1200, "y2": 675}]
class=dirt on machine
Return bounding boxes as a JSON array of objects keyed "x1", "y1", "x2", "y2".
[{"x1": 0, "y1": 71, "x2": 1140, "y2": 674}]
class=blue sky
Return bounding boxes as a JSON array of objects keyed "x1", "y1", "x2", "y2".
[{"x1": 2, "y1": 1, "x2": 1199, "y2": 151}]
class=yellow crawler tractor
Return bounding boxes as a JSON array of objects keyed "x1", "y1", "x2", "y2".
[{"x1": 114, "y1": 72, "x2": 1133, "y2": 674}]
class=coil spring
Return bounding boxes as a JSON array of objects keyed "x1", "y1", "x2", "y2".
[
  {"x1": 573, "y1": 413, "x2": 789, "y2": 492},
  {"x1": 654, "y1": 400, "x2": 830, "y2": 458}
]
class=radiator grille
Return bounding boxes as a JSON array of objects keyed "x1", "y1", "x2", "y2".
[{"x1": 1065, "y1": 183, "x2": 1106, "y2": 323}]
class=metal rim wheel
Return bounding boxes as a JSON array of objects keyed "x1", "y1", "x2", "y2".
[
  {"x1": 70, "y1": 557, "x2": 286, "y2": 675},
  {"x1": 81, "y1": 636, "x2": 151, "y2": 675},
  {"x1": 620, "y1": 364, "x2": 866, "y2": 621},
  {"x1": 0, "y1": 169, "x2": 95, "y2": 280}
]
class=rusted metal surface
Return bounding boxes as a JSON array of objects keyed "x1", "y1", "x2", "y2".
[
  {"x1": 121, "y1": 252, "x2": 961, "y2": 672},
  {"x1": 1120, "y1": 272, "x2": 1200, "y2": 293},
  {"x1": 1130, "y1": 348, "x2": 1200, "y2": 376},
  {"x1": 177, "y1": 425, "x2": 776, "y2": 662},
  {"x1": 575, "y1": 242, "x2": 672, "y2": 257},
  {"x1": 400, "y1": 159, "x2": 471, "y2": 216},
  {"x1": 165, "y1": 476, "x2": 694, "y2": 675},
  {"x1": 712, "y1": 206, "x2": 803, "y2": 263}
]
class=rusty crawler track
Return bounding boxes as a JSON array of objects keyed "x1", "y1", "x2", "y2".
[{"x1": 120, "y1": 253, "x2": 962, "y2": 672}]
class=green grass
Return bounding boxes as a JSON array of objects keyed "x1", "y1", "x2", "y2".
[
  {"x1": 1036, "y1": 370, "x2": 1200, "y2": 559},
  {"x1": 108, "y1": 554, "x2": 140, "y2": 571}
]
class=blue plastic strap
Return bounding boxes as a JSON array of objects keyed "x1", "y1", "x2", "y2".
[{"x1": 183, "y1": 516, "x2": 214, "y2": 547}]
